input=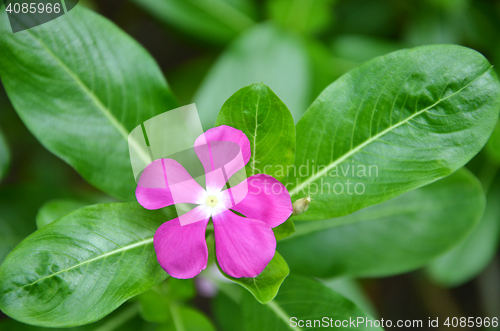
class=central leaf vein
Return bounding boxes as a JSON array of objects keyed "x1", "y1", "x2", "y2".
[
  {"x1": 267, "y1": 301, "x2": 301, "y2": 331},
  {"x1": 25, "y1": 28, "x2": 151, "y2": 165},
  {"x1": 290, "y1": 67, "x2": 493, "y2": 197},
  {"x1": 12, "y1": 238, "x2": 154, "y2": 291}
]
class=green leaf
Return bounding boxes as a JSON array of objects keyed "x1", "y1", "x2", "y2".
[
  {"x1": 0, "y1": 202, "x2": 174, "y2": 327},
  {"x1": 215, "y1": 83, "x2": 296, "y2": 181},
  {"x1": 194, "y1": 23, "x2": 311, "y2": 129},
  {"x1": 288, "y1": 45, "x2": 500, "y2": 220},
  {"x1": 267, "y1": 0, "x2": 336, "y2": 35},
  {"x1": 217, "y1": 251, "x2": 289, "y2": 304},
  {"x1": 157, "y1": 305, "x2": 216, "y2": 331},
  {"x1": 0, "y1": 129, "x2": 8, "y2": 181},
  {"x1": 36, "y1": 199, "x2": 90, "y2": 229},
  {"x1": 129, "y1": 0, "x2": 255, "y2": 45},
  {"x1": 0, "y1": 303, "x2": 153, "y2": 331},
  {"x1": 241, "y1": 275, "x2": 380, "y2": 330},
  {"x1": 426, "y1": 173, "x2": 500, "y2": 287},
  {"x1": 278, "y1": 169, "x2": 485, "y2": 278},
  {"x1": 0, "y1": 7, "x2": 177, "y2": 201},
  {"x1": 272, "y1": 218, "x2": 295, "y2": 241}
]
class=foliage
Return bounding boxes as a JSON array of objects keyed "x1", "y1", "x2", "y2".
[
  {"x1": 215, "y1": 83, "x2": 295, "y2": 182},
  {"x1": 0, "y1": 203, "x2": 173, "y2": 327},
  {"x1": 279, "y1": 169, "x2": 485, "y2": 277},
  {"x1": 0, "y1": 6, "x2": 177, "y2": 201},
  {"x1": 1, "y1": 0, "x2": 500, "y2": 329}
]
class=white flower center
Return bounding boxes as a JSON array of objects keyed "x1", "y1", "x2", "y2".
[{"x1": 205, "y1": 195, "x2": 219, "y2": 208}]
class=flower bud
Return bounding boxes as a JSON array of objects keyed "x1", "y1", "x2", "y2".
[{"x1": 292, "y1": 197, "x2": 312, "y2": 216}]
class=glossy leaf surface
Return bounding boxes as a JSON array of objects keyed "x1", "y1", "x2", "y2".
[
  {"x1": 279, "y1": 170, "x2": 485, "y2": 277},
  {"x1": 241, "y1": 275, "x2": 380, "y2": 330},
  {"x1": 272, "y1": 218, "x2": 295, "y2": 241},
  {"x1": 288, "y1": 45, "x2": 500, "y2": 220},
  {"x1": 0, "y1": 7, "x2": 177, "y2": 200},
  {"x1": 0, "y1": 203, "x2": 174, "y2": 327},
  {"x1": 215, "y1": 83, "x2": 295, "y2": 181},
  {"x1": 218, "y1": 251, "x2": 289, "y2": 304}
]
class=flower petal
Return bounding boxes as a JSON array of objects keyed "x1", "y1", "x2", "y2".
[
  {"x1": 194, "y1": 126, "x2": 251, "y2": 184},
  {"x1": 178, "y1": 204, "x2": 211, "y2": 226},
  {"x1": 136, "y1": 158, "x2": 205, "y2": 209},
  {"x1": 205, "y1": 167, "x2": 228, "y2": 194},
  {"x1": 154, "y1": 217, "x2": 209, "y2": 279},
  {"x1": 213, "y1": 210, "x2": 276, "y2": 278},
  {"x1": 229, "y1": 174, "x2": 293, "y2": 228}
]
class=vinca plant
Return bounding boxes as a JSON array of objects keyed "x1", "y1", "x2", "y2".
[{"x1": 1, "y1": 0, "x2": 500, "y2": 330}]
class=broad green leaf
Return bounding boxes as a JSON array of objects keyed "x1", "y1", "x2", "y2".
[
  {"x1": 0, "y1": 129, "x2": 8, "y2": 181},
  {"x1": 272, "y1": 218, "x2": 295, "y2": 241},
  {"x1": 0, "y1": 202, "x2": 174, "y2": 327},
  {"x1": 279, "y1": 169, "x2": 485, "y2": 278},
  {"x1": 215, "y1": 83, "x2": 295, "y2": 181},
  {"x1": 0, "y1": 6, "x2": 177, "y2": 201},
  {"x1": 129, "y1": 0, "x2": 255, "y2": 45},
  {"x1": 426, "y1": 173, "x2": 500, "y2": 287},
  {"x1": 217, "y1": 251, "x2": 289, "y2": 304},
  {"x1": 288, "y1": 45, "x2": 500, "y2": 220},
  {"x1": 157, "y1": 305, "x2": 216, "y2": 331},
  {"x1": 194, "y1": 23, "x2": 311, "y2": 129},
  {"x1": 267, "y1": 0, "x2": 336, "y2": 35},
  {"x1": 0, "y1": 303, "x2": 153, "y2": 331},
  {"x1": 241, "y1": 275, "x2": 380, "y2": 331},
  {"x1": 36, "y1": 199, "x2": 90, "y2": 228}
]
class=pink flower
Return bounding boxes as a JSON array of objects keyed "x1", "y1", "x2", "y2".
[{"x1": 136, "y1": 125, "x2": 293, "y2": 279}]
